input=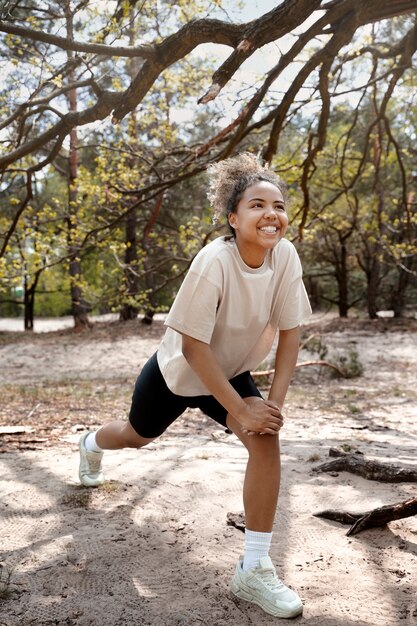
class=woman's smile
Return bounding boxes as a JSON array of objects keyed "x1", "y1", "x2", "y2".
[{"x1": 258, "y1": 225, "x2": 280, "y2": 234}]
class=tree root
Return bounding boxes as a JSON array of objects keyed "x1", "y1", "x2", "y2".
[
  {"x1": 314, "y1": 497, "x2": 417, "y2": 536},
  {"x1": 313, "y1": 448, "x2": 417, "y2": 482},
  {"x1": 252, "y1": 359, "x2": 346, "y2": 378},
  {"x1": 313, "y1": 448, "x2": 417, "y2": 535},
  {"x1": 226, "y1": 511, "x2": 245, "y2": 532}
]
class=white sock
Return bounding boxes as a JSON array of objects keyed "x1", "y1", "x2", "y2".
[
  {"x1": 84, "y1": 432, "x2": 103, "y2": 453},
  {"x1": 242, "y1": 529, "x2": 272, "y2": 571}
]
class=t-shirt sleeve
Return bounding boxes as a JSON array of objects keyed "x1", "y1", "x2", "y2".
[
  {"x1": 272, "y1": 242, "x2": 312, "y2": 330},
  {"x1": 278, "y1": 277, "x2": 312, "y2": 330},
  {"x1": 165, "y1": 269, "x2": 222, "y2": 344}
]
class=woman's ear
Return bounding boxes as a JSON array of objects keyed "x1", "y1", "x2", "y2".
[{"x1": 228, "y1": 212, "x2": 238, "y2": 230}]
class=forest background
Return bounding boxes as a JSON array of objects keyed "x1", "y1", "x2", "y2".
[{"x1": 0, "y1": 0, "x2": 416, "y2": 330}]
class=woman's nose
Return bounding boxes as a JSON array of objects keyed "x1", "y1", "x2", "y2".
[{"x1": 264, "y1": 205, "x2": 278, "y2": 217}]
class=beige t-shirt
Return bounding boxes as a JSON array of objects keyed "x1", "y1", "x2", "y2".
[{"x1": 157, "y1": 236, "x2": 311, "y2": 396}]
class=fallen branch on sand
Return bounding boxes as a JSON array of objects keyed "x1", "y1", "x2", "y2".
[
  {"x1": 252, "y1": 360, "x2": 346, "y2": 378},
  {"x1": 314, "y1": 497, "x2": 417, "y2": 536},
  {"x1": 312, "y1": 448, "x2": 417, "y2": 482},
  {"x1": 226, "y1": 512, "x2": 245, "y2": 532},
  {"x1": 313, "y1": 448, "x2": 417, "y2": 535}
]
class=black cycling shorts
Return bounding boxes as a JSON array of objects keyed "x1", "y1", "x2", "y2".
[{"x1": 128, "y1": 352, "x2": 262, "y2": 438}]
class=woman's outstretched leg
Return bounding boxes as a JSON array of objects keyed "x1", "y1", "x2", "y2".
[
  {"x1": 95, "y1": 420, "x2": 155, "y2": 449},
  {"x1": 78, "y1": 421, "x2": 156, "y2": 487},
  {"x1": 78, "y1": 352, "x2": 176, "y2": 487}
]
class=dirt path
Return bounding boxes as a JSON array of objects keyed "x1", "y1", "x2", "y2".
[{"x1": 0, "y1": 317, "x2": 416, "y2": 625}]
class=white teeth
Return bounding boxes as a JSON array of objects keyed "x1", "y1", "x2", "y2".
[{"x1": 260, "y1": 226, "x2": 277, "y2": 233}]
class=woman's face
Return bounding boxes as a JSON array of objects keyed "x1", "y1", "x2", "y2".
[{"x1": 228, "y1": 181, "x2": 288, "y2": 268}]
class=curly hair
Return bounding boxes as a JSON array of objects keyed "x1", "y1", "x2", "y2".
[{"x1": 206, "y1": 152, "x2": 287, "y2": 236}]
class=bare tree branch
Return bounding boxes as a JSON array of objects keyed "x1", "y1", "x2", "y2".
[
  {"x1": 0, "y1": 171, "x2": 32, "y2": 258},
  {"x1": 0, "y1": 91, "x2": 122, "y2": 169},
  {"x1": 1, "y1": 0, "x2": 416, "y2": 170},
  {"x1": 0, "y1": 20, "x2": 156, "y2": 58},
  {"x1": 198, "y1": 0, "x2": 322, "y2": 104}
]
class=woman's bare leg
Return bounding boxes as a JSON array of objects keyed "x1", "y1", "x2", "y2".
[
  {"x1": 95, "y1": 420, "x2": 156, "y2": 450},
  {"x1": 226, "y1": 413, "x2": 281, "y2": 532},
  {"x1": 228, "y1": 410, "x2": 303, "y2": 617}
]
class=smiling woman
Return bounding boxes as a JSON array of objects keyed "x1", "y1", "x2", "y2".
[{"x1": 77, "y1": 151, "x2": 311, "y2": 619}]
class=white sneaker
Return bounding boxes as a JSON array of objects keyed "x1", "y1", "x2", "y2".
[
  {"x1": 231, "y1": 556, "x2": 303, "y2": 618},
  {"x1": 78, "y1": 432, "x2": 104, "y2": 487}
]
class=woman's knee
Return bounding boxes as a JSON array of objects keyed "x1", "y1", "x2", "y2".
[{"x1": 246, "y1": 433, "x2": 280, "y2": 461}]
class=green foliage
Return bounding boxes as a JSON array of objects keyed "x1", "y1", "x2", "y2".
[
  {"x1": 34, "y1": 267, "x2": 72, "y2": 317},
  {"x1": 0, "y1": 0, "x2": 225, "y2": 321},
  {"x1": 336, "y1": 351, "x2": 364, "y2": 379},
  {"x1": 303, "y1": 335, "x2": 328, "y2": 360},
  {"x1": 0, "y1": 4, "x2": 416, "y2": 322},
  {"x1": 303, "y1": 334, "x2": 363, "y2": 379}
]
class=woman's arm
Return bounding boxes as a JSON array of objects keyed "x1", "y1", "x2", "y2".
[
  {"x1": 268, "y1": 326, "x2": 301, "y2": 409},
  {"x1": 182, "y1": 334, "x2": 282, "y2": 435}
]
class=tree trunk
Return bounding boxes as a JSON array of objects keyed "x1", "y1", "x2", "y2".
[
  {"x1": 119, "y1": 207, "x2": 140, "y2": 321},
  {"x1": 139, "y1": 193, "x2": 164, "y2": 325},
  {"x1": 367, "y1": 85, "x2": 384, "y2": 320},
  {"x1": 66, "y1": 5, "x2": 90, "y2": 330},
  {"x1": 366, "y1": 258, "x2": 380, "y2": 319},
  {"x1": 23, "y1": 268, "x2": 42, "y2": 331},
  {"x1": 337, "y1": 239, "x2": 349, "y2": 317},
  {"x1": 68, "y1": 251, "x2": 90, "y2": 328},
  {"x1": 390, "y1": 266, "x2": 409, "y2": 318},
  {"x1": 140, "y1": 239, "x2": 158, "y2": 325},
  {"x1": 119, "y1": 18, "x2": 142, "y2": 322},
  {"x1": 23, "y1": 277, "x2": 34, "y2": 331}
]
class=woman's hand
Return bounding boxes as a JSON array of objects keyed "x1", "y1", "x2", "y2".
[{"x1": 237, "y1": 397, "x2": 283, "y2": 436}]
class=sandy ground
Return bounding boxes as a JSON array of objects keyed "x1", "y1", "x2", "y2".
[{"x1": 0, "y1": 315, "x2": 416, "y2": 626}]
